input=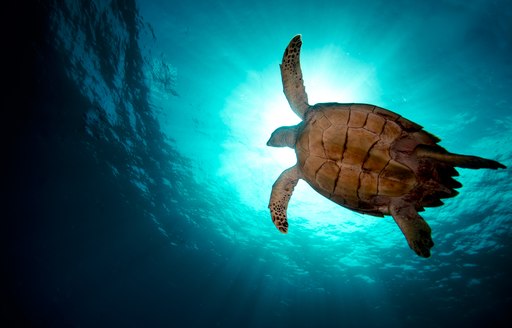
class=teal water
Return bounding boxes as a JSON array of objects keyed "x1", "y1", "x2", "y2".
[{"x1": 5, "y1": 1, "x2": 512, "y2": 327}]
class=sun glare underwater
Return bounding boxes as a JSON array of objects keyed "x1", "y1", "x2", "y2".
[{"x1": 6, "y1": 0, "x2": 512, "y2": 327}]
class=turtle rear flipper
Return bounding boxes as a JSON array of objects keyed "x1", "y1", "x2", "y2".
[
  {"x1": 269, "y1": 166, "x2": 300, "y2": 233},
  {"x1": 280, "y1": 35, "x2": 309, "y2": 119},
  {"x1": 416, "y1": 145, "x2": 506, "y2": 169},
  {"x1": 390, "y1": 201, "x2": 434, "y2": 258}
]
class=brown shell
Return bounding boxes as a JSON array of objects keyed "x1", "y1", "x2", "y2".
[{"x1": 296, "y1": 103, "x2": 438, "y2": 215}]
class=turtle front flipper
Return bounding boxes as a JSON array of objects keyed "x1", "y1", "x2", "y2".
[
  {"x1": 269, "y1": 166, "x2": 300, "y2": 233},
  {"x1": 390, "y1": 201, "x2": 434, "y2": 258},
  {"x1": 280, "y1": 35, "x2": 309, "y2": 119}
]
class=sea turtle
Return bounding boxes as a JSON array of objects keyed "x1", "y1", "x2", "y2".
[{"x1": 267, "y1": 35, "x2": 506, "y2": 257}]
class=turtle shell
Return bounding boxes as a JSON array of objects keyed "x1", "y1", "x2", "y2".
[{"x1": 295, "y1": 103, "x2": 439, "y2": 215}]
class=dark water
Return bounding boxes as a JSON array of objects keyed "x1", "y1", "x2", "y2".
[{"x1": 4, "y1": 1, "x2": 512, "y2": 327}]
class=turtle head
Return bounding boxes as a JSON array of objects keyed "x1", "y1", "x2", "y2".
[{"x1": 267, "y1": 125, "x2": 298, "y2": 148}]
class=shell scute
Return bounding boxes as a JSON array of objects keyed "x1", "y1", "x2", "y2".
[
  {"x1": 297, "y1": 129, "x2": 310, "y2": 153},
  {"x1": 378, "y1": 178, "x2": 414, "y2": 197},
  {"x1": 350, "y1": 104, "x2": 375, "y2": 112},
  {"x1": 333, "y1": 164, "x2": 360, "y2": 201},
  {"x1": 323, "y1": 125, "x2": 347, "y2": 160},
  {"x1": 324, "y1": 107, "x2": 349, "y2": 125},
  {"x1": 316, "y1": 161, "x2": 340, "y2": 192},
  {"x1": 312, "y1": 114, "x2": 332, "y2": 130},
  {"x1": 373, "y1": 106, "x2": 400, "y2": 121},
  {"x1": 305, "y1": 124, "x2": 326, "y2": 157},
  {"x1": 381, "y1": 121, "x2": 402, "y2": 142},
  {"x1": 359, "y1": 171, "x2": 378, "y2": 199},
  {"x1": 364, "y1": 113, "x2": 386, "y2": 135},
  {"x1": 344, "y1": 128, "x2": 379, "y2": 166},
  {"x1": 397, "y1": 116, "x2": 422, "y2": 131},
  {"x1": 377, "y1": 160, "x2": 416, "y2": 196},
  {"x1": 303, "y1": 155, "x2": 325, "y2": 176},
  {"x1": 381, "y1": 160, "x2": 415, "y2": 182},
  {"x1": 348, "y1": 110, "x2": 368, "y2": 128},
  {"x1": 362, "y1": 142, "x2": 390, "y2": 172}
]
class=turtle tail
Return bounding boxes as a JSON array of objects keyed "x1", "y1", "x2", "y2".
[{"x1": 416, "y1": 145, "x2": 506, "y2": 170}]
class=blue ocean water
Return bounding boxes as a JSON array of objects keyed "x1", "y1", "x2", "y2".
[{"x1": 4, "y1": 0, "x2": 512, "y2": 327}]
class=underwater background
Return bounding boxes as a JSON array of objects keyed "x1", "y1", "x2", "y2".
[{"x1": 4, "y1": 0, "x2": 512, "y2": 327}]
